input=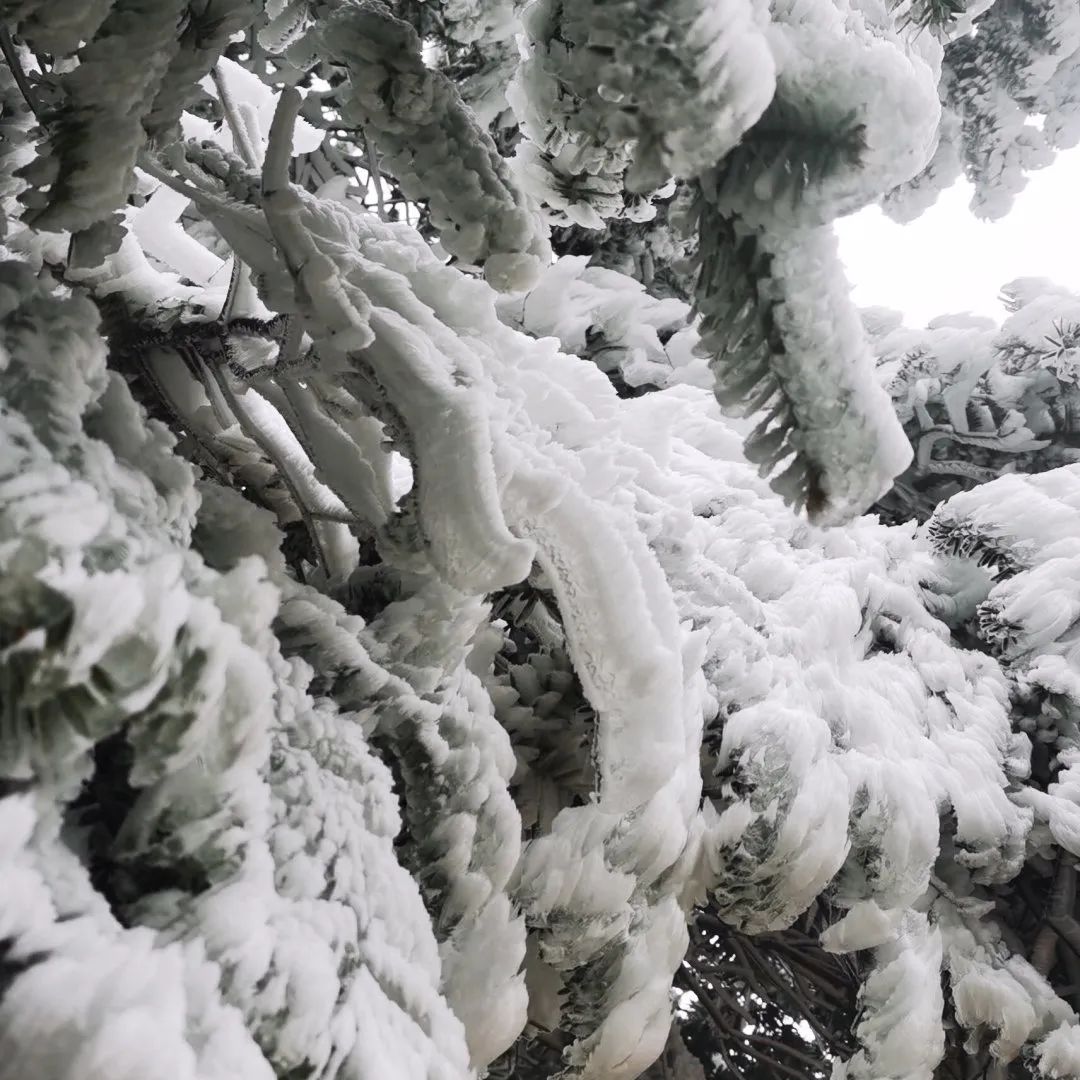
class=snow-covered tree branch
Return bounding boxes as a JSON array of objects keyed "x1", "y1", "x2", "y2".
[{"x1": 2, "y1": 3, "x2": 1080, "y2": 1080}]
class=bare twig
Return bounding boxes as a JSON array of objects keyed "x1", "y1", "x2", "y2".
[
  {"x1": 678, "y1": 962, "x2": 756, "y2": 1028},
  {"x1": 705, "y1": 993, "x2": 815, "y2": 1080},
  {"x1": 0, "y1": 28, "x2": 41, "y2": 122},
  {"x1": 708, "y1": 1020, "x2": 751, "y2": 1080},
  {"x1": 744, "y1": 1028, "x2": 831, "y2": 1072}
]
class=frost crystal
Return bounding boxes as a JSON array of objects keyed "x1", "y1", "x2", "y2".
[{"x1": 3, "y1": 5, "x2": 1080, "y2": 1080}]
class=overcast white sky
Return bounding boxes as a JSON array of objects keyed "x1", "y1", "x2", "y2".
[{"x1": 836, "y1": 145, "x2": 1080, "y2": 327}]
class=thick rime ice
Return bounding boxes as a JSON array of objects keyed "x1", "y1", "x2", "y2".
[
  {"x1": 867, "y1": 280, "x2": 1080, "y2": 522},
  {"x1": 508, "y1": 0, "x2": 774, "y2": 217},
  {"x1": 950, "y1": 0, "x2": 1080, "y2": 220},
  {"x1": 0, "y1": 214, "x2": 1064, "y2": 1078},
  {"x1": 684, "y1": 0, "x2": 942, "y2": 526},
  {"x1": 882, "y1": 97, "x2": 965, "y2": 226},
  {"x1": 313, "y1": 1, "x2": 550, "y2": 292},
  {"x1": 834, "y1": 912, "x2": 945, "y2": 1080},
  {"x1": 1, "y1": 176, "x2": 1075, "y2": 1078},
  {"x1": 20, "y1": 0, "x2": 188, "y2": 234},
  {"x1": 0, "y1": 798, "x2": 277, "y2": 1080},
  {"x1": 692, "y1": 204, "x2": 913, "y2": 526},
  {"x1": 497, "y1": 255, "x2": 706, "y2": 393},
  {"x1": 0, "y1": 263, "x2": 476, "y2": 1080},
  {"x1": 430, "y1": 0, "x2": 523, "y2": 44},
  {"x1": 705, "y1": 0, "x2": 942, "y2": 231},
  {"x1": 882, "y1": 0, "x2": 1080, "y2": 221},
  {"x1": 360, "y1": 585, "x2": 529, "y2": 1068},
  {"x1": 4, "y1": 4, "x2": 1080, "y2": 1080},
  {"x1": 931, "y1": 468, "x2": 1080, "y2": 857}
]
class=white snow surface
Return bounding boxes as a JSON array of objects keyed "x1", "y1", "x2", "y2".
[{"x1": 5, "y1": 24, "x2": 1080, "y2": 1080}]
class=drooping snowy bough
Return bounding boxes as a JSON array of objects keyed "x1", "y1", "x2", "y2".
[{"x1": 3, "y1": 2, "x2": 1080, "y2": 1080}]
